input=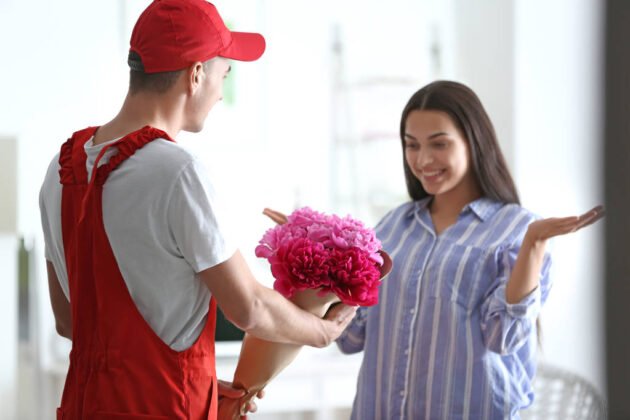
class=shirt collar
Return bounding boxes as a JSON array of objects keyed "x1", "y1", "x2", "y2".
[
  {"x1": 464, "y1": 197, "x2": 503, "y2": 222},
  {"x1": 407, "y1": 196, "x2": 503, "y2": 222},
  {"x1": 405, "y1": 197, "x2": 431, "y2": 219}
]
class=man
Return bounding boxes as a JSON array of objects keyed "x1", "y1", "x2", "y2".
[{"x1": 39, "y1": 1, "x2": 356, "y2": 419}]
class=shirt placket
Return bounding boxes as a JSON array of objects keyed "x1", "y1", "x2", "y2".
[{"x1": 393, "y1": 217, "x2": 436, "y2": 419}]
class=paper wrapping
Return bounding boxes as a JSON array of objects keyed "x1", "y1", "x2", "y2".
[
  {"x1": 217, "y1": 251, "x2": 391, "y2": 419},
  {"x1": 218, "y1": 289, "x2": 339, "y2": 419}
]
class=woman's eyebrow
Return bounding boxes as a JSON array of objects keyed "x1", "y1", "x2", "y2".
[{"x1": 427, "y1": 131, "x2": 448, "y2": 140}]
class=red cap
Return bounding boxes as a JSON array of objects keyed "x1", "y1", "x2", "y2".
[{"x1": 129, "y1": 0, "x2": 265, "y2": 73}]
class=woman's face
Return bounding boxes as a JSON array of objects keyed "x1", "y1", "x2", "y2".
[{"x1": 404, "y1": 109, "x2": 478, "y2": 201}]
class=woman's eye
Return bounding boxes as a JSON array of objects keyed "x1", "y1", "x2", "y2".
[
  {"x1": 433, "y1": 142, "x2": 446, "y2": 148},
  {"x1": 405, "y1": 143, "x2": 419, "y2": 149}
]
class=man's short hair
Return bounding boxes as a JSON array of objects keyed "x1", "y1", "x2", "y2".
[
  {"x1": 128, "y1": 51, "x2": 184, "y2": 95},
  {"x1": 128, "y1": 51, "x2": 216, "y2": 95}
]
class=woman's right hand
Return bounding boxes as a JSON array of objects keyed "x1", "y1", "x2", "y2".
[{"x1": 262, "y1": 208, "x2": 288, "y2": 225}]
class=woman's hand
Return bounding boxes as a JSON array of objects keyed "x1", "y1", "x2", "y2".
[
  {"x1": 524, "y1": 205, "x2": 605, "y2": 246},
  {"x1": 506, "y1": 205, "x2": 605, "y2": 304},
  {"x1": 263, "y1": 208, "x2": 288, "y2": 225}
]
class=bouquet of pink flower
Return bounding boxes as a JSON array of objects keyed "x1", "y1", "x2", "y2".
[
  {"x1": 255, "y1": 207, "x2": 386, "y2": 306},
  {"x1": 218, "y1": 207, "x2": 391, "y2": 419}
]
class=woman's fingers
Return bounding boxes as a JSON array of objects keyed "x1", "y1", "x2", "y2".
[
  {"x1": 531, "y1": 205, "x2": 605, "y2": 240},
  {"x1": 576, "y1": 205, "x2": 605, "y2": 229},
  {"x1": 262, "y1": 208, "x2": 288, "y2": 225}
]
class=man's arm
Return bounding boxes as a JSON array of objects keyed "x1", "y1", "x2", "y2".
[
  {"x1": 46, "y1": 261, "x2": 72, "y2": 340},
  {"x1": 198, "y1": 250, "x2": 356, "y2": 348}
]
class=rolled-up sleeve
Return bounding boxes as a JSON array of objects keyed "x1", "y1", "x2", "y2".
[
  {"x1": 480, "y1": 245, "x2": 552, "y2": 355},
  {"x1": 336, "y1": 306, "x2": 368, "y2": 354}
]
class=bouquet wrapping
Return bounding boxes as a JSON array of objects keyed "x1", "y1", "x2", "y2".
[{"x1": 218, "y1": 207, "x2": 391, "y2": 419}]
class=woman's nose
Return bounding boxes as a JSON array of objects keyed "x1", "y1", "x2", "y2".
[{"x1": 416, "y1": 149, "x2": 433, "y2": 167}]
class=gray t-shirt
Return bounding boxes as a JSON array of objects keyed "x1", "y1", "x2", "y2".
[{"x1": 39, "y1": 136, "x2": 235, "y2": 350}]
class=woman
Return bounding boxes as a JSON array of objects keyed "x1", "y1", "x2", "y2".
[{"x1": 333, "y1": 80, "x2": 604, "y2": 419}]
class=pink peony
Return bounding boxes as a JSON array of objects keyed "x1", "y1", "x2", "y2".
[
  {"x1": 256, "y1": 207, "x2": 385, "y2": 306},
  {"x1": 328, "y1": 247, "x2": 381, "y2": 306},
  {"x1": 269, "y1": 238, "x2": 331, "y2": 297}
]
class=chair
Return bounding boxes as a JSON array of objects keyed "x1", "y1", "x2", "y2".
[{"x1": 520, "y1": 363, "x2": 607, "y2": 420}]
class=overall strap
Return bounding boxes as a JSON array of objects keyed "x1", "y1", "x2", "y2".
[
  {"x1": 76, "y1": 126, "x2": 173, "y2": 222},
  {"x1": 58, "y1": 126, "x2": 99, "y2": 185}
]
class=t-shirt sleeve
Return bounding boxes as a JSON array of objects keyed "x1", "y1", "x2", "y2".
[
  {"x1": 39, "y1": 182, "x2": 52, "y2": 262},
  {"x1": 166, "y1": 158, "x2": 237, "y2": 273},
  {"x1": 39, "y1": 153, "x2": 72, "y2": 300},
  {"x1": 40, "y1": 153, "x2": 59, "y2": 262}
]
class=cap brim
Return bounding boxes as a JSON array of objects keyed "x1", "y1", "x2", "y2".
[{"x1": 220, "y1": 32, "x2": 266, "y2": 62}]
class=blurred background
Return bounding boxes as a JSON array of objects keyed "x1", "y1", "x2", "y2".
[{"x1": 2, "y1": 0, "x2": 627, "y2": 419}]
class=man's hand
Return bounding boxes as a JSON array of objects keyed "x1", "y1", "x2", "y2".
[
  {"x1": 218, "y1": 380, "x2": 265, "y2": 419},
  {"x1": 318, "y1": 303, "x2": 358, "y2": 347}
]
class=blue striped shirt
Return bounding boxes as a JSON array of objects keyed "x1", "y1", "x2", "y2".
[{"x1": 337, "y1": 197, "x2": 552, "y2": 420}]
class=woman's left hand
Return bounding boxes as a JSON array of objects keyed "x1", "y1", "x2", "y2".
[
  {"x1": 525, "y1": 205, "x2": 605, "y2": 245},
  {"x1": 506, "y1": 205, "x2": 604, "y2": 304}
]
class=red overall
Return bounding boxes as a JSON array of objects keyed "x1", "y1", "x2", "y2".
[{"x1": 57, "y1": 126, "x2": 218, "y2": 420}]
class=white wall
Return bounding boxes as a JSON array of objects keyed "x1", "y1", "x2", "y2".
[
  {"x1": 0, "y1": 236, "x2": 17, "y2": 419},
  {"x1": 453, "y1": 0, "x2": 604, "y2": 394},
  {"x1": 0, "y1": 136, "x2": 18, "y2": 419},
  {"x1": 453, "y1": 0, "x2": 516, "y2": 167},
  {"x1": 0, "y1": 136, "x2": 19, "y2": 419},
  {"x1": 513, "y1": 0, "x2": 604, "y2": 392}
]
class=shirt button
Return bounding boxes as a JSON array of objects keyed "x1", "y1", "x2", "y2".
[
  {"x1": 404, "y1": 349, "x2": 410, "y2": 355},
  {"x1": 400, "y1": 391, "x2": 405, "y2": 397},
  {"x1": 409, "y1": 308, "x2": 415, "y2": 314}
]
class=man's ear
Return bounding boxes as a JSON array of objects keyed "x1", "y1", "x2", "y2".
[{"x1": 187, "y1": 61, "x2": 204, "y2": 95}]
